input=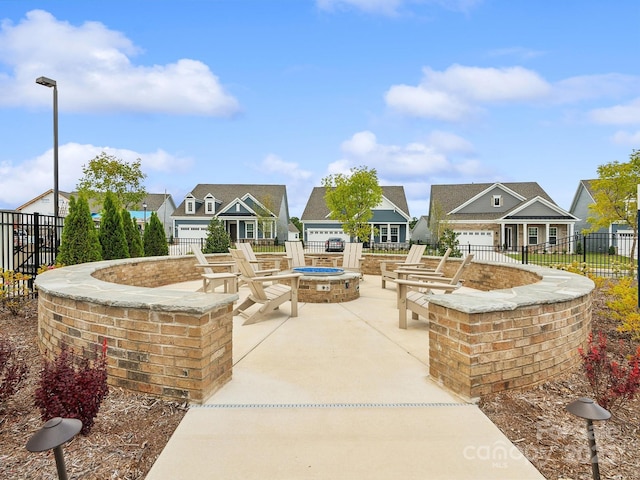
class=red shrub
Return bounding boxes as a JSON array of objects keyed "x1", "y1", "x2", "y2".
[
  {"x1": 579, "y1": 331, "x2": 640, "y2": 412},
  {"x1": 34, "y1": 340, "x2": 109, "y2": 435},
  {"x1": 0, "y1": 337, "x2": 28, "y2": 406}
]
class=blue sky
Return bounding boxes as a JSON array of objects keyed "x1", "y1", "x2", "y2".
[{"x1": 1, "y1": 1, "x2": 638, "y2": 218}]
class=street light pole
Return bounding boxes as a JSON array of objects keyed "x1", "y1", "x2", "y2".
[{"x1": 36, "y1": 76, "x2": 59, "y2": 253}]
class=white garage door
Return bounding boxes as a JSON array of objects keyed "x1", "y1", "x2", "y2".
[
  {"x1": 177, "y1": 224, "x2": 208, "y2": 239},
  {"x1": 306, "y1": 229, "x2": 349, "y2": 243},
  {"x1": 454, "y1": 230, "x2": 494, "y2": 246}
]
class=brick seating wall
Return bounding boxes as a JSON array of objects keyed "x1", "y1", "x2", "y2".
[{"x1": 37, "y1": 251, "x2": 592, "y2": 403}]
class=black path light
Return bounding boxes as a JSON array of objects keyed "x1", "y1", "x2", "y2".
[
  {"x1": 26, "y1": 417, "x2": 82, "y2": 480},
  {"x1": 566, "y1": 397, "x2": 611, "y2": 480}
]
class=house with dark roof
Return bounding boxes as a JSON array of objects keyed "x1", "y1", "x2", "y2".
[
  {"x1": 300, "y1": 186, "x2": 411, "y2": 246},
  {"x1": 429, "y1": 182, "x2": 578, "y2": 251},
  {"x1": 569, "y1": 179, "x2": 634, "y2": 254},
  {"x1": 410, "y1": 215, "x2": 433, "y2": 244},
  {"x1": 172, "y1": 184, "x2": 290, "y2": 243}
]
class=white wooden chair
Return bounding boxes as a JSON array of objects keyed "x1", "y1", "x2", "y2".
[
  {"x1": 191, "y1": 244, "x2": 238, "y2": 293},
  {"x1": 382, "y1": 247, "x2": 451, "y2": 289},
  {"x1": 341, "y1": 242, "x2": 364, "y2": 269},
  {"x1": 230, "y1": 248, "x2": 303, "y2": 325},
  {"x1": 235, "y1": 242, "x2": 281, "y2": 274},
  {"x1": 396, "y1": 254, "x2": 474, "y2": 329},
  {"x1": 380, "y1": 244, "x2": 426, "y2": 288},
  {"x1": 284, "y1": 241, "x2": 307, "y2": 269}
]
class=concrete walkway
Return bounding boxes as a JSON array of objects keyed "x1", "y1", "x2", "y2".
[{"x1": 146, "y1": 276, "x2": 544, "y2": 480}]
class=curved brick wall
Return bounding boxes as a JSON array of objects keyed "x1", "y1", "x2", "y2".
[
  {"x1": 35, "y1": 252, "x2": 593, "y2": 404},
  {"x1": 35, "y1": 256, "x2": 239, "y2": 404}
]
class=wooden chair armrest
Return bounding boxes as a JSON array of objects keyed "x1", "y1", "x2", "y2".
[
  {"x1": 395, "y1": 279, "x2": 459, "y2": 292},
  {"x1": 251, "y1": 273, "x2": 303, "y2": 282}
]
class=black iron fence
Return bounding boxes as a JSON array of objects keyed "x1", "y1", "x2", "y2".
[{"x1": 1, "y1": 210, "x2": 61, "y2": 301}]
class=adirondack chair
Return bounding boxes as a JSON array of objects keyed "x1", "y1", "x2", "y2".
[
  {"x1": 191, "y1": 244, "x2": 238, "y2": 293},
  {"x1": 381, "y1": 247, "x2": 451, "y2": 289},
  {"x1": 235, "y1": 242, "x2": 281, "y2": 275},
  {"x1": 340, "y1": 242, "x2": 364, "y2": 277},
  {"x1": 395, "y1": 254, "x2": 474, "y2": 329},
  {"x1": 229, "y1": 248, "x2": 303, "y2": 325},
  {"x1": 284, "y1": 241, "x2": 307, "y2": 268}
]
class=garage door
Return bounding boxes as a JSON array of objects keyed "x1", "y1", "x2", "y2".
[
  {"x1": 306, "y1": 229, "x2": 349, "y2": 243},
  {"x1": 454, "y1": 230, "x2": 494, "y2": 246}
]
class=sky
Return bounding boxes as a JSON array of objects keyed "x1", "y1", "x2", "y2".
[{"x1": 1, "y1": 0, "x2": 639, "y2": 218}]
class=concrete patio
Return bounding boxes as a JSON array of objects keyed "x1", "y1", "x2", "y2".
[{"x1": 145, "y1": 275, "x2": 544, "y2": 479}]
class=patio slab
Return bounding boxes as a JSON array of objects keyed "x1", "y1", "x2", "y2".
[{"x1": 146, "y1": 276, "x2": 544, "y2": 479}]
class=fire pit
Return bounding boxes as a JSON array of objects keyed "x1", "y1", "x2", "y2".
[{"x1": 293, "y1": 267, "x2": 360, "y2": 303}]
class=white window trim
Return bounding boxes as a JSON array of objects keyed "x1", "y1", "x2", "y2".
[
  {"x1": 186, "y1": 200, "x2": 195, "y2": 214},
  {"x1": 492, "y1": 195, "x2": 502, "y2": 207},
  {"x1": 246, "y1": 223, "x2": 255, "y2": 239}
]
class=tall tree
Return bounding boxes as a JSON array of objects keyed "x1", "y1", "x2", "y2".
[
  {"x1": 203, "y1": 218, "x2": 231, "y2": 253},
  {"x1": 57, "y1": 195, "x2": 102, "y2": 265},
  {"x1": 429, "y1": 200, "x2": 450, "y2": 243},
  {"x1": 99, "y1": 192, "x2": 129, "y2": 260},
  {"x1": 122, "y1": 209, "x2": 144, "y2": 258},
  {"x1": 321, "y1": 166, "x2": 383, "y2": 242},
  {"x1": 143, "y1": 212, "x2": 169, "y2": 256},
  {"x1": 76, "y1": 152, "x2": 147, "y2": 210},
  {"x1": 587, "y1": 150, "x2": 640, "y2": 263}
]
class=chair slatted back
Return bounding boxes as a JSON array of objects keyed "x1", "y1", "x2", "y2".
[
  {"x1": 285, "y1": 241, "x2": 306, "y2": 268},
  {"x1": 405, "y1": 244, "x2": 427, "y2": 264},
  {"x1": 341, "y1": 242, "x2": 363, "y2": 269},
  {"x1": 230, "y1": 248, "x2": 267, "y2": 300},
  {"x1": 236, "y1": 242, "x2": 258, "y2": 262},
  {"x1": 192, "y1": 244, "x2": 213, "y2": 275}
]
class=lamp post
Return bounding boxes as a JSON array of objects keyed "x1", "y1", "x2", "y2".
[
  {"x1": 35, "y1": 76, "x2": 59, "y2": 253},
  {"x1": 566, "y1": 397, "x2": 611, "y2": 480},
  {"x1": 26, "y1": 417, "x2": 82, "y2": 480},
  {"x1": 143, "y1": 202, "x2": 147, "y2": 230}
]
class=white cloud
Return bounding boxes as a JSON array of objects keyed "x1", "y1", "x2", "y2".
[
  {"x1": 589, "y1": 98, "x2": 640, "y2": 125},
  {"x1": 611, "y1": 130, "x2": 640, "y2": 145},
  {"x1": 316, "y1": 0, "x2": 482, "y2": 15},
  {"x1": 0, "y1": 143, "x2": 191, "y2": 209},
  {"x1": 0, "y1": 10, "x2": 240, "y2": 115},
  {"x1": 553, "y1": 74, "x2": 640, "y2": 104},
  {"x1": 385, "y1": 64, "x2": 550, "y2": 121},
  {"x1": 333, "y1": 130, "x2": 483, "y2": 181},
  {"x1": 427, "y1": 130, "x2": 475, "y2": 153},
  {"x1": 260, "y1": 154, "x2": 314, "y2": 182}
]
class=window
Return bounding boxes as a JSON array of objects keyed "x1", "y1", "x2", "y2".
[
  {"x1": 236, "y1": 204, "x2": 240, "y2": 212},
  {"x1": 380, "y1": 226, "x2": 388, "y2": 242},
  {"x1": 186, "y1": 200, "x2": 195, "y2": 214},
  {"x1": 492, "y1": 195, "x2": 502, "y2": 207},
  {"x1": 549, "y1": 227, "x2": 557, "y2": 245},
  {"x1": 390, "y1": 226, "x2": 399, "y2": 242},
  {"x1": 246, "y1": 223, "x2": 254, "y2": 239},
  {"x1": 206, "y1": 200, "x2": 214, "y2": 214},
  {"x1": 528, "y1": 227, "x2": 538, "y2": 245}
]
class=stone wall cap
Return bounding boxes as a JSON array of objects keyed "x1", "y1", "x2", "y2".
[
  {"x1": 428, "y1": 262, "x2": 595, "y2": 314},
  {"x1": 34, "y1": 258, "x2": 237, "y2": 314}
]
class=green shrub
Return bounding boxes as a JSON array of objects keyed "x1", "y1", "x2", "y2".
[
  {"x1": 57, "y1": 195, "x2": 102, "y2": 265},
  {"x1": 203, "y1": 218, "x2": 231, "y2": 254},
  {"x1": 143, "y1": 212, "x2": 169, "y2": 256},
  {"x1": 99, "y1": 192, "x2": 129, "y2": 260}
]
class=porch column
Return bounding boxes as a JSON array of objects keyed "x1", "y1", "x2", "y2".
[
  {"x1": 569, "y1": 223, "x2": 575, "y2": 253},
  {"x1": 546, "y1": 222, "x2": 551, "y2": 243},
  {"x1": 500, "y1": 223, "x2": 505, "y2": 249},
  {"x1": 523, "y1": 222, "x2": 528, "y2": 247}
]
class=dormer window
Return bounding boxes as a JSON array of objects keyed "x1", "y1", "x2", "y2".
[
  {"x1": 492, "y1": 195, "x2": 502, "y2": 207},
  {"x1": 236, "y1": 204, "x2": 240, "y2": 212},
  {"x1": 186, "y1": 199, "x2": 195, "y2": 214},
  {"x1": 206, "y1": 199, "x2": 214, "y2": 214}
]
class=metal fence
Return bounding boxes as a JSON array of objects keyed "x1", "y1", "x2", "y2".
[{"x1": 1, "y1": 210, "x2": 61, "y2": 301}]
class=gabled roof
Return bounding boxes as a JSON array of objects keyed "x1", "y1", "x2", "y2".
[
  {"x1": 569, "y1": 179, "x2": 598, "y2": 214},
  {"x1": 173, "y1": 184, "x2": 287, "y2": 216},
  {"x1": 429, "y1": 182, "x2": 561, "y2": 222},
  {"x1": 301, "y1": 186, "x2": 410, "y2": 221},
  {"x1": 15, "y1": 189, "x2": 73, "y2": 211},
  {"x1": 143, "y1": 193, "x2": 175, "y2": 211}
]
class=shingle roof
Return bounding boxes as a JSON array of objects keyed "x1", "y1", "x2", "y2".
[
  {"x1": 174, "y1": 184, "x2": 287, "y2": 216},
  {"x1": 301, "y1": 186, "x2": 410, "y2": 221},
  {"x1": 430, "y1": 182, "x2": 556, "y2": 221}
]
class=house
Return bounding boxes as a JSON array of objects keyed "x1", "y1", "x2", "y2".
[
  {"x1": 15, "y1": 189, "x2": 73, "y2": 217},
  {"x1": 287, "y1": 222, "x2": 300, "y2": 241},
  {"x1": 410, "y1": 215, "x2": 433, "y2": 244},
  {"x1": 300, "y1": 186, "x2": 411, "y2": 245},
  {"x1": 569, "y1": 179, "x2": 634, "y2": 254},
  {"x1": 429, "y1": 182, "x2": 578, "y2": 251},
  {"x1": 138, "y1": 193, "x2": 176, "y2": 238},
  {"x1": 172, "y1": 184, "x2": 291, "y2": 243}
]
